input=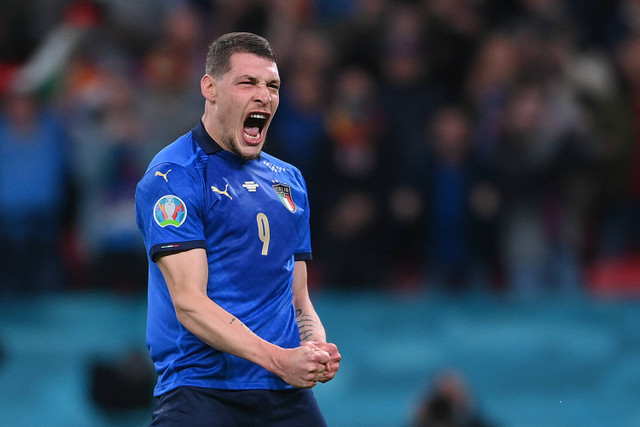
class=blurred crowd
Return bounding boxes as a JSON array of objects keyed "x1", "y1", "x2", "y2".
[{"x1": 2, "y1": 0, "x2": 640, "y2": 298}]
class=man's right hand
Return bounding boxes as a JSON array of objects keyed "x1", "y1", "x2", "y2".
[{"x1": 272, "y1": 342, "x2": 331, "y2": 388}]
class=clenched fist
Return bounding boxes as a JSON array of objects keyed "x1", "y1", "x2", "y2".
[
  {"x1": 273, "y1": 342, "x2": 331, "y2": 388},
  {"x1": 309, "y1": 341, "x2": 341, "y2": 383}
]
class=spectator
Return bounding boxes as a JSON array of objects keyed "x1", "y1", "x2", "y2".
[
  {"x1": 138, "y1": 39, "x2": 203, "y2": 165},
  {"x1": 495, "y1": 80, "x2": 586, "y2": 297},
  {"x1": 315, "y1": 66, "x2": 389, "y2": 288},
  {"x1": 422, "y1": 0, "x2": 485, "y2": 99},
  {"x1": 413, "y1": 369, "x2": 494, "y2": 427},
  {"x1": 82, "y1": 74, "x2": 148, "y2": 292},
  {"x1": 594, "y1": 32, "x2": 640, "y2": 259},
  {"x1": 332, "y1": 0, "x2": 389, "y2": 77},
  {"x1": 420, "y1": 106, "x2": 500, "y2": 293},
  {"x1": 466, "y1": 31, "x2": 521, "y2": 164},
  {"x1": 378, "y1": 2, "x2": 449, "y2": 185},
  {"x1": 0, "y1": 88, "x2": 73, "y2": 293}
]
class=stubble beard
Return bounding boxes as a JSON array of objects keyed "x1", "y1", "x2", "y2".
[{"x1": 224, "y1": 135, "x2": 262, "y2": 162}]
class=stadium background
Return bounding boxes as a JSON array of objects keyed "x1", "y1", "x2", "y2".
[{"x1": 2, "y1": 0, "x2": 640, "y2": 425}]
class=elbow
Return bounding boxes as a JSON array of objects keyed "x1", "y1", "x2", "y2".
[
  {"x1": 171, "y1": 292, "x2": 201, "y2": 326},
  {"x1": 173, "y1": 302, "x2": 206, "y2": 336},
  {"x1": 173, "y1": 305, "x2": 191, "y2": 326}
]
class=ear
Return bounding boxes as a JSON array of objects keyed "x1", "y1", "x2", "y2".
[{"x1": 200, "y1": 74, "x2": 216, "y2": 102}]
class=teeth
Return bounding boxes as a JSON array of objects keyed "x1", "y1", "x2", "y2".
[
  {"x1": 249, "y1": 113, "x2": 267, "y2": 119},
  {"x1": 244, "y1": 132, "x2": 260, "y2": 140}
]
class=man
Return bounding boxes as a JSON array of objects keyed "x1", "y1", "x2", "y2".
[
  {"x1": 135, "y1": 32, "x2": 341, "y2": 426},
  {"x1": 0, "y1": 89, "x2": 70, "y2": 293}
]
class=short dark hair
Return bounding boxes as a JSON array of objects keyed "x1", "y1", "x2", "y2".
[{"x1": 205, "y1": 32, "x2": 276, "y2": 78}]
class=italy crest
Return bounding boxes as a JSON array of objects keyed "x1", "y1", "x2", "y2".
[
  {"x1": 273, "y1": 183, "x2": 296, "y2": 213},
  {"x1": 154, "y1": 195, "x2": 187, "y2": 227}
]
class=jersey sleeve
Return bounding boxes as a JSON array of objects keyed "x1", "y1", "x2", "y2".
[
  {"x1": 135, "y1": 163, "x2": 206, "y2": 262},
  {"x1": 293, "y1": 169, "x2": 312, "y2": 261}
]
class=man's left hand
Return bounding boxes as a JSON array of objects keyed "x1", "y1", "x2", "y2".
[{"x1": 310, "y1": 342, "x2": 341, "y2": 383}]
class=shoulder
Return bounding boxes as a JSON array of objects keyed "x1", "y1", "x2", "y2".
[
  {"x1": 144, "y1": 132, "x2": 206, "y2": 178},
  {"x1": 150, "y1": 133, "x2": 200, "y2": 168},
  {"x1": 137, "y1": 132, "x2": 207, "y2": 195}
]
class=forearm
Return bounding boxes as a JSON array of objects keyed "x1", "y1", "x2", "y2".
[
  {"x1": 291, "y1": 260, "x2": 326, "y2": 343},
  {"x1": 292, "y1": 281, "x2": 340, "y2": 385},
  {"x1": 178, "y1": 295, "x2": 293, "y2": 377},
  {"x1": 173, "y1": 289, "x2": 285, "y2": 375},
  {"x1": 158, "y1": 249, "x2": 285, "y2": 375},
  {"x1": 295, "y1": 305, "x2": 326, "y2": 343}
]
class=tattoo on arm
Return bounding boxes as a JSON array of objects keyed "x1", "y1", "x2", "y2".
[
  {"x1": 229, "y1": 316, "x2": 249, "y2": 329},
  {"x1": 296, "y1": 309, "x2": 322, "y2": 342}
]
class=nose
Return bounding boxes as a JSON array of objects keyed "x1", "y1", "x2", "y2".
[{"x1": 255, "y1": 84, "x2": 271, "y2": 105}]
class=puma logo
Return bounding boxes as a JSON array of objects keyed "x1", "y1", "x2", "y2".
[
  {"x1": 155, "y1": 169, "x2": 172, "y2": 182},
  {"x1": 211, "y1": 184, "x2": 233, "y2": 200}
]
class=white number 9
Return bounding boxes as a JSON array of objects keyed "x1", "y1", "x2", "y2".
[{"x1": 256, "y1": 213, "x2": 270, "y2": 255}]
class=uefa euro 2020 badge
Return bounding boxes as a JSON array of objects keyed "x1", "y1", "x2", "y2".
[{"x1": 154, "y1": 195, "x2": 187, "y2": 227}]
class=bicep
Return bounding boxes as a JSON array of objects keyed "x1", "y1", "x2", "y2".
[{"x1": 157, "y1": 248, "x2": 209, "y2": 306}]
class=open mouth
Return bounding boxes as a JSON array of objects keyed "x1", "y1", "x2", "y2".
[{"x1": 243, "y1": 112, "x2": 269, "y2": 143}]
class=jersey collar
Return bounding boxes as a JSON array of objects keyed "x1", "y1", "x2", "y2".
[{"x1": 192, "y1": 121, "x2": 224, "y2": 155}]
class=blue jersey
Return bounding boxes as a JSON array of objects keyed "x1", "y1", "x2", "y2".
[{"x1": 135, "y1": 122, "x2": 312, "y2": 396}]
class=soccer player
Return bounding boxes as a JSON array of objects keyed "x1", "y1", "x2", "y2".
[{"x1": 135, "y1": 32, "x2": 341, "y2": 426}]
